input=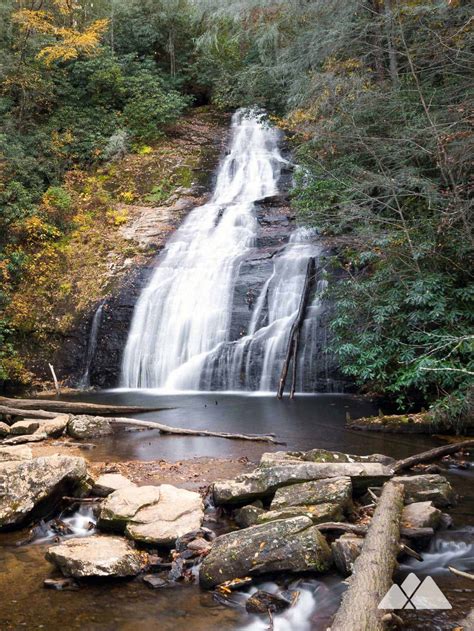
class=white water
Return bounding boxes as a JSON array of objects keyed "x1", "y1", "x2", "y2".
[
  {"x1": 34, "y1": 505, "x2": 97, "y2": 544},
  {"x1": 121, "y1": 110, "x2": 327, "y2": 391},
  {"x1": 79, "y1": 301, "x2": 104, "y2": 388}
]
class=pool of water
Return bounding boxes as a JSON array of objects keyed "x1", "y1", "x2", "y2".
[{"x1": 0, "y1": 392, "x2": 472, "y2": 630}]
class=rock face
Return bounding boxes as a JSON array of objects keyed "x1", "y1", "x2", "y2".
[
  {"x1": 199, "y1": 516, "x2": 332, "y2": 588},
  {"x1": 46, "y1": 535, "x2": 147, "y2": 578},
  {"x1": 92, "y1": 473, "x2": 136, "y2": 497},
  {"x1": 270, "y1": 477, "x2": 352, "y2": 511},
  {"x1": 99, "y1": 484, "x2": 204, "y2": 545},
  {"x1": 10, "y1": 419, "x2": 40, "y2": 435},
  {"x1": 261, "y1": 449, "x2": 395, "y2": 467},
  {"x1": 0, "y1": 455, "x2": 90, "y2": 529},
  {"x1": 393, "y1": 474, "x2": 455, "y2": 508},
  {"x1": 67, "y1": 415, "x2": 112, "y2": 439},
  {"x1": 213, "y1": 463, "x2": 390, "y2": 505},
  {"x1": 401, "y1": 501, "x2": 442, "y2": 529}
]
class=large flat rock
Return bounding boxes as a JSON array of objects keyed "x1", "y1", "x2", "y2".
[
  {"x1": 0, "y1": 455, "x2": 90, "y2": 529},
  {"x1": 270, "y1": 476, "x2": 352, "y2": 511},
  {"x1": 401, "y1": 501, "x2": 442, "y2": 529},
  {"x1": 213, "y1": 463, "x2": 390, "y2": 505},
  {"x1": 46, "y1": 535, "x2": 148, "y2": 578},
  {"x1": 261, "y1": 449, "x2": 395, "y2": 467},
  {"x1": 257, "y1": 502, "x2": 343, "y2": 525},
  {"x1": 0, "y1": 446, "x2": 32, "y2": 462},
  {"x1": 99, "y1": 484, "x2": 204, "y2": 545},
  {"x1": 199, "y1": 516, "x2": 332, "y2": 588},
  {"x1": 393, "y1": 474, "x2": 455, "y2": 508},
  {"x1": 92, "y1": 473, "x2": 137, "y2": 497}
]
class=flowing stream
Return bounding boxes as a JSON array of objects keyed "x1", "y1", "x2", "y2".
[{"x1": 121, "y1": 110, "x2": 327, "y2": 392}]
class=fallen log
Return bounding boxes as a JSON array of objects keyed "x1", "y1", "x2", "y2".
[
  {"x1": 330, "y1": 481, "x2": 405, "y2": 631},
  {"x1": 0, "y1": 405, "x2": 57, "y2": 420},
  {"x1": 111, "y1": 417, "x2": 282, "y2": 443},
  {"x1": 3, "y1": 433, "x2": 48, "y2": 445},
  {"x1": 448, "y1": 566, "x2": 474, "y2": 581},
  {"x1": 392, "y1": 439, "x2": 474, "y2": 474},
  {"x1": 277, "y1": 257, "x2": 315, "y2": 399},
  {"x1": 0, "y1": 397, "x2": 165, "y2": 415}
]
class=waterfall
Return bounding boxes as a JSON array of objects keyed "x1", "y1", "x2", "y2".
[
  {"x1": 121, "y1": 110, "x2": 329, "y2": 391},
  {"x1": 79, "y1": 301, "x2": 104, "y2": 388}
]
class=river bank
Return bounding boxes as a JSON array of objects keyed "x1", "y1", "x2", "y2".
[{"x1": 1, "y1": 393, "x2": 473, "y2": 630}]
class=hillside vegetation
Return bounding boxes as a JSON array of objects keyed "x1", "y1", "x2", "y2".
[{"x1": 0, "y1": 0, "x2": 472, "y2": 422}]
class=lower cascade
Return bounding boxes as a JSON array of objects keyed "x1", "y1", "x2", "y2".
[{"x1": 121, "y1": 110, "x2": 330, "y2": 391}]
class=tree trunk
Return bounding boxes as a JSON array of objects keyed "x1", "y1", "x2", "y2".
[
  {"x1": 384, "y1": 0, "x2": 399, "y2": 88},
  {"x1": 330, "y1": 481, "x2": 404, "y2": 631},
  {"x1": 277, "y1": 257, "x2": 315, "y2": 399},
  {"x1": 0, "y1": 397, "x2": 164, "y2": 415},
  {"x1": 392, "y1": 439, "x2": 474, "y2": 474}
]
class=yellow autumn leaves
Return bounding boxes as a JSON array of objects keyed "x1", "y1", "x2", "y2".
[{"x1": 12, "y1": 1, "x2": 108, "y2": 65}]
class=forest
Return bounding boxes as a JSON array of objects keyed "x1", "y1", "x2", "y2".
[{"x1": 0, "y1": 0, "x2": 472, "y2": 423}]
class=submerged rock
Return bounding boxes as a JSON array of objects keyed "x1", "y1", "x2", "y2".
[
  {"x1": 213, "y1": 463, "x2": 390, "y2": 505},
  {"x1": 46, "y1": 535, "x2": 147, "y2": 577},
  {"x1": 257, "y1": 502, "x2": 343, "y2": 525},
  {"x1": 92, "y1": 473, "x2": 136, "y2": 497},
  {"x1": 67, "y1": 415, "x2": 112, "y2": 439},
  {"x1": 393, "y1": 474, "x2": 455, "y2": 508},
  {"x1": 10, "y1": 419, "x2": 40, "y2": 435},
  {"x1": 0, "y1": 454, "x2": 90, "y2": 529},
  {"x1": 199, "y1": 516, "x2": 332, "y2": 589},
  {"x1": 246, "y1": 590, "x2": 291, "y2": 614},
  {"x1": 401, "y1": 501, "x2": 442, "y2": 529},
  {"x1": 99, "y1": 484, "x2": 204, "y2": 546},
  {"x1": 270, "y1": 476, "x2": 352, "y2": 511}
]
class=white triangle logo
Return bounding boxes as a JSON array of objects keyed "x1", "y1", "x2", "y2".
[{"x1": 378, "y1": 573, "x2": 452, "y2": 610}]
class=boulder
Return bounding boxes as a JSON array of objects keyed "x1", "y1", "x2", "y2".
[
  {"x1": 99, "y1": 484, "x2": 204, "y2": 546},
  {"x1": 261, "y1": 449, "x2": 395, "y2": 467},
  {"x1": 331, "y1": 534, "x2": 364, "y2": 576},
  {"x1": 234, "y1": 505, "x2": 265, "y2": 528},
  {"x1": 401, "y1": 501, "x2": 442, "y2": 530},
  {"x1": 92, "y1": 473, "x2": 136, "y2": 497},
  {"x1": 0, "y1": 455, "x2": 90, "y2": 529},
  {"x1": 257, "y1": 502, "x2": 343, "y2": 525},
  {"x1": 126, "y1": 485, "x2": 204, "y2": 545},
  {"x1": 99, "y1": 485, "x2": 161, "y2": 531},
  {"x1": 46, "y1": 535, "x2": 147, "y2": 578},
  {"x1": 246, "y1": 590, "x2": 291, "y2": 614},
  {"x1": 0, "y1": 422, "x2": 10, "y2": 438},
  {"x1": 67, "y1": 415, "x2": 112, "y2": 439},
  {"x1": 393, "y1": 474, "x2": 455, "y2": 508},
  {"x1": 38, "y1": 415, "x2": 69, "y2": 438},
  {"x1": 0, "y1": 445, "x2": 32, "y2": 462},
  {"x1": 270, "y1": 477, "x2": 352, "y2": 511},
  {"x1": 213, "y1": 463, "x2": 390, "y2": 505},
  {"x1": 10, "y1": 419, "x2": 40, "y2": 436},
  {"x1": 199, "y1": 516, "x2": 332, "y2": 588}
]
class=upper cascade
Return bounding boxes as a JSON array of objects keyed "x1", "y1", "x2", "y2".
[{"x1": 121, "y1": 109, "x2": 329, "y2": 391}]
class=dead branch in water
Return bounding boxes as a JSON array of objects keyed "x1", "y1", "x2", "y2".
[
  {"x1": 448, "y1": 566, "x2": 474, "y2": 581},
  {"x1": 111, "y1": 417, "x2": 282, "y2": 443},
  {"x1": 392, "y1": 439, "x2": 474, "y2": 474},
  {"x1": 277, "y1": 257, "x2": 315, "y2": 399}
]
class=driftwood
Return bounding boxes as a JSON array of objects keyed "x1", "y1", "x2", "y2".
[
  {"x1": 330, "y1": 481, "x2": 405, "y2": 631},
  {"x1": 48, "y1": 363, "x2": 60, "y2": 396},
  {"x1": 3, "y1": 433, "x2": 48, "y2": 445},
  {"x1": 277, "y1": 257, "x2": 315, "y2": 399},
  {"x1": 111, "y1": 417, "x2": 282, "y2": 443},
  {"x1": 0, "y1": 405, "x2": 57, "y2": 420},
  {"x1": 448, "y1": 566, "x2": 474, "y2": 581},
  {"x1": 392, "y1": 439, "x2": 474, "y2": 474},
  {"x1": 0, "y1": 397, "x2": 163, "y2": 416}
]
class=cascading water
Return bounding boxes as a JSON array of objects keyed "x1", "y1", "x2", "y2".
[
  {"x1": 121, "y1": 110, "x2": 329, "y2": 391},
  {"x1": 79, "y1": 301, "x2": 104, "y2": 388}
]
